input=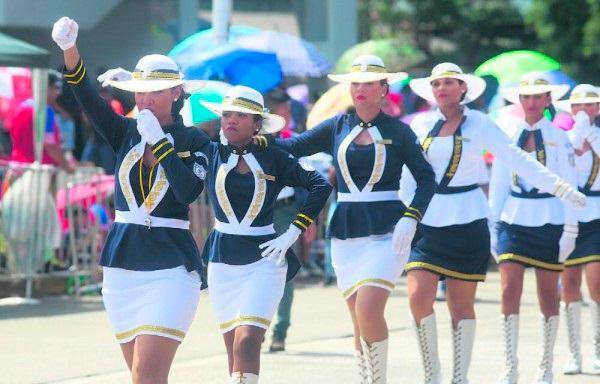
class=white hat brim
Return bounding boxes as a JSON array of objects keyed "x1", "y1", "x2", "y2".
[
  {"x1": 499, "y1": 84, "x2": 570, "y2": 105},
  {"x1": 409, "y1": 74, "x2": 487, "y2": 105},
  {"x1": 199, "y1": 101, "x2": 286, "y2": 134},
  {"x1": 107, "y1": 79, "x2": 185, "y2": 93},
  {"x1": 327, "y1": 71, "x2": 408, "y2": 84},
  {"x1": 555, "y1": 96, "x2": 600, "y2": 112}
]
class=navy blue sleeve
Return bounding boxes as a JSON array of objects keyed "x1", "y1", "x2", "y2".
[
  {"x1": 151, "y1": 129, "x2": 213, "y2": 205},
  {"x1": 63, "y1": 59, "x2": 130, "y2": 151},
  {"x1": 397, "y1": 125, "x2": 436, "y2": 222},
  {"x1": 272, "y1": 148, "x2": 333, "y2": 232},
  {"x1": 273, "y1": 117, "x2": 335, "y2": 157}
]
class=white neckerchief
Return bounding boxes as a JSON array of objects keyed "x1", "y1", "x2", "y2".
[
  {"x1": 215, "y1": 150, "x2": 267, "y2": 226},
  {"x1": 337, "y1": 125, "x2": 386, "y2": 193}
]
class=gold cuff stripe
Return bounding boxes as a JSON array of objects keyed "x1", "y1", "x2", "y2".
[
  {"x1": 293, "y1": 219, "x2": 308, "y2": 230},
  {"x1": 405, "y1": 261, "x2": 486, "y2": 281},
  {"x1": 152, "y1": 140, "x2": 170, "y2": 154},
  {"x1": 115, "y1": 325, "x2": 185, "y2": 341},
  {"x1": 498, "y1": 253, "x2": 564, "y2": 271},
  {"x1": 156, "y1": 147, "x2": 174, "y2": 163},
  {"x1": 219, "y1": 316, "x2": 271, "y2": 330},
  {"x1": 564, "y1": 255, "x2": 600, "y2": 267},
  {"x1": 66, "y1": 67, "x2": 86, "y2": 85},
  {"x1": 406, "y1": 206, "x2": 423, "y2": 221},
  {"x1": 297, "y1": 213, "x2": 313, "y2": 223},
  {"x1": 403, "y1": 212, "x2": 421, "y2": 221},
  {"x1": 64, "y1": 59, "x2": 84, "y2": 78},
  {"x1": 342, "y1": 278, "x2": 395, "y2": 299}
]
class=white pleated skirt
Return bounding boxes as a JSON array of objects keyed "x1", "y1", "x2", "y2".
[
  {"x1": 332, "y1": 233, "x2": 407, "y2": 299},
  {"x1": 208, "y1": 258, "x2": 286, "y2": 334},
  {"x1": 102, "y1": 266, "x2": 201, "y2": 344}
]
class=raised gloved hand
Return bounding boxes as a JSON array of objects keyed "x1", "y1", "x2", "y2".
[
  {"x1": 558, "y1": 224, "x2": 578, "y2": 263},
  {"x1": 97, "y1": 67, "x2": 132, "y2": 87},
  {"x1": 52, "y1": 17, "x2": 78, "y2": 51},
  {"x1": 136, "y1": 109, "x2": 165, "y2": 145},
  {"x1": 392, "y1": 217, "x2": 417, "y2": 258},
  {"x1": 573, "y1": 110, "x2": 599, "y2": 144},
  {"x1": 553, "y1": 181, "x2": 587, "y2": 210},
  {"x1": 259, "y1": 225, "x2": 301, "y2": 267}
]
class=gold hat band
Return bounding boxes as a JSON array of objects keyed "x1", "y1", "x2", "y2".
[
  {"x1": 132, "y1": 71, "x2": 182, "y2": 81},
  {"x1": 520, "y1": 78, "x2": 550, "y2": 86},
  {"x1": 570, "y1": 92, "x2": 599, "y2": 100},
  {"x1": 350, "y1": 64, "x2": 387, "y2": 73},
  {"x1": 222, "y1": 96, "x2": 264, "y2": 113}
]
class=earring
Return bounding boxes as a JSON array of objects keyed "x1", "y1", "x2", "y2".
[{"x1": 174, "y1": 98, "x2": 178, "y2": 101}]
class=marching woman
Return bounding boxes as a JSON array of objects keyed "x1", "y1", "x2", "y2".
[
  {"x1": 489, "y1": 72, "x2": 582, "y2": 384},
  {"x1": 555, "y1": 84, "x2": 600, "y2": 374},
  {"x1": 400, "y1": 63, "x2": 586, "y2": 384},
  {"x1": 261, "y1": 54, "x2": 437, "y2": 383},
  {"x1": 198, "y1": 85, "x2": 331, "y2": 383},
  {"x1": 52, "y1": 17, "x2": 209, "y2": 384}
]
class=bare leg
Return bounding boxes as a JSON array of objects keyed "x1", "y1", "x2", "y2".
[
  {"x1": 231, "y1": 325, "x2": 266, "y2": 375},
  {"x1": 131, "y1": 335, "x2": 179, "y2": 384}
]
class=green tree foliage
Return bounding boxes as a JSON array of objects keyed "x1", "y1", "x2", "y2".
[
  {"x1": 527, "y1": 0, "x2": 600, "y2": 82},
  {"x1": 358, "y1": 0, "x2": 535, "y2": 69}
]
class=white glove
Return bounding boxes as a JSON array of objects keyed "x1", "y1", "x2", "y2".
[
  {"x1": 392, "y1": 217, "x2": 417, "y2": 257},
  {"x1": 52, "y1": 17, "x2": 78, "y2": 51},
  {"x1": 558, "y1": 225, "x2": 578, "y2": 263},
  {"x1": 554, "y1": 183, "x2": 587, "y2": 210},
  {"x1": 136, "y1": 109, "x2": 165, "y2": 145},
  {"x1": 97, "y1": 67, "x2": 132, "y2": 87},
  {"x1": 259, "y1": 225, "x2": 301, "y2": 267}
]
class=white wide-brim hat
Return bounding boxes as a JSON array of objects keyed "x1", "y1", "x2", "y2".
[
  {"x1": 555, "y1": 83, "x2": 600, "y2": 111},
  {"x1": 200, "y1": 85, "x2": 286, "y2": 134},
  {"x1": 409, "y1": 62, "x2": 486, "y2": 105},
  {"x1": 328, "y1": 54, "x2": 408, "y2": 84},
  {"x1": 499, "y1": 71, "x2": 570, "y2": 105},
  {"x1": 107, "y1": 54, "x2": 192, "y2": 93}
]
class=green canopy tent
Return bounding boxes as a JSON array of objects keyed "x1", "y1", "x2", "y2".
[{"x1": 0, "y1": 32, "x2": 50, "y2": 164}]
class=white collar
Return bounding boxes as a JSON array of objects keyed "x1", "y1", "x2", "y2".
[
  {"x1": 433, "y1": 106, "x2": 472, "y2": 122},
  {"x1": 522, "y1": 117, "x2": 549, "y2": 131}
]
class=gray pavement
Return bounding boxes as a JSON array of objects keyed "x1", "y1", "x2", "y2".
[{"x1": 1, "y1": 271, "x2": 598, "y2": 383}]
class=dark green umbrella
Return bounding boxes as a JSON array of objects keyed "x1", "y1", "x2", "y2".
[{"x1": 334, "y1": 38, "x2": 426, "y2": 74}]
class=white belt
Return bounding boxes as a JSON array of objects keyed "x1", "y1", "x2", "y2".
[
  {"x1": 337, "y1": 190, "x2": 400, "y2": 202},
  {"x1": 114, "y1": 210, "x2": 190, "y2": 229},
  {"x1": 214, "y1": 220, "x2": 275, "y2": 236}
]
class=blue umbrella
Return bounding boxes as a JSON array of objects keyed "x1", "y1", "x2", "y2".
[
  {"x1": 236, "y1": 30, "x2": 331, "y2": 77},
  {"x1": 169, "y1": 25, "x2": 260, "y2": 57},
  {"x1": 172, "y1": 43, "x2": 282, "y2": 93},
  {"x1": 169, "y1": 26, "x2": 282, "y2": 92},
  {"x1": 544, "y1": 70, "x2": 576, "y2": 89}
]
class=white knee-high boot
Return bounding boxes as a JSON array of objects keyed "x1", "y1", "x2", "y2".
[
  {"x1": 532, "y1": 315, "x2": 559, "y2": 384},
  {"x1": 562, "y1": 301, "x2": 582, "y2": 374},
  {"x1": 498, "y1": 314, "x2": 519, "y2": 384},
  {"x1": 592, "y1": 300, "x2": 600, "y2": 370},
  {"x1": 230, "y1": 372, "x2": 259, "y2": 384},
  {"x1": 355, "y1": 350, "x2": 369, "y2": 384},
  {"x1": 412, "y1": 312, "x2": 442, "y2": 384},
  {"x1": 360, "y1": 338, "x2": 388, "y2": 384},
  {"x1": 451, "y1": 319, "x2": 476, "y2": 384}
]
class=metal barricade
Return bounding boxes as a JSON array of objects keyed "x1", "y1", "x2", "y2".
[{"x1": 0, "y1": 162, "x2": 113, "y2": 300}]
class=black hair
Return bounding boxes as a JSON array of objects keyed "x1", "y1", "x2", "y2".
[
  {"x1": 171, "y1": 89, "x2": 185, "y2": 124},
  {"x1": 48, "y1": 69, "x2": 62, "y2": 88},
  {"x1": 380, "y1": 79, "x2": 390, "y2": 97}
]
